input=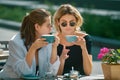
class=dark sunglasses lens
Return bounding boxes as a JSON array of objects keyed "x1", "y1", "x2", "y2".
[
  {"x1": 61, "y1": 22, "x2": 67, "y2": 27},
  {"x1": 70, "y1": 22, "x2": 76, "y2": 27}
]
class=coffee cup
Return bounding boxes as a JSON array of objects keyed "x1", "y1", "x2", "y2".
[
  {"x1": 65, "y1": 35, "x2": 77, "y2": 42},
  {"x1": 41, "y1": 34, "x2": 55, "y2": 43}
]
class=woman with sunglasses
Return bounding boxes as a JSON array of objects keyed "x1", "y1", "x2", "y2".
[{"x1": 53, "y1": 4, "x2": 93, "y2": 76}]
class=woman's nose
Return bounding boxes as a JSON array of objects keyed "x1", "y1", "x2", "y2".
[{"x1": 66, "y1": 23, "x2": 71, "y2": 27}]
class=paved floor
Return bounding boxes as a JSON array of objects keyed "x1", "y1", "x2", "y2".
[{"x1": 0, "y1": 27, "x2": 18, "y2": 41}]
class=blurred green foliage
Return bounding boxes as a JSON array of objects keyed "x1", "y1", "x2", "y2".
[
  {"x1": 0, "y1": 5, "x2": 31, "y2": 22},
  {"x1": 82, "y1": 13, "x2": 120, "y2": 40},
  {"x1": 0, "y1": 5, "x2": 120, "y2": 40}
]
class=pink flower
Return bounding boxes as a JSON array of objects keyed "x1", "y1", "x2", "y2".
[
  {"x1": 97, "y1": 47, "x2": 120, "y2": 64},
  {"x1": 97, "y1": 47, "x2": 110, "y2": 60},
  {"x1": 100, "y1": 47, "x2": 109, "y2": 54},
  {"x1": 97, "y1": 53, "x2": 105, "y2": 59}
]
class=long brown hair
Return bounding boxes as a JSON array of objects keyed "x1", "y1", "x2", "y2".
[{"x1": 20, "y1": 8, "x2": 51, "y2": 50}]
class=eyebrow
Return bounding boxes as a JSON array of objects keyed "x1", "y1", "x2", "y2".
[{"x1": 60, "y1": 19, "x2": 76, "y2": 22}]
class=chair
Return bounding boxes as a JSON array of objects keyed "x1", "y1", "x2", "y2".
[
  {"x1": 0, "y1": 41, "x2": 9, "y2": 50},
  {"x1": 0, "y1": 41, "x2": 9, "y2": 70}
]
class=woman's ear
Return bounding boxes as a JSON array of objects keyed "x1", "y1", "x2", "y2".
[{"x1": 35, "y1": 23, "x2": 40, "y2": 31}]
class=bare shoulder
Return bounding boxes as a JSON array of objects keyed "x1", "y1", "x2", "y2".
[{"x1": 75, "y1": 31, "x2": 88, "y2": 37}]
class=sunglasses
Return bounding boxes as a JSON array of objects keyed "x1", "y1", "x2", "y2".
[{"x1": 60, "y1": 22, "x2": 76, "y2": 27}]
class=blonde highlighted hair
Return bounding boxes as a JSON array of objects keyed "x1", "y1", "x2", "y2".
[{"x1": 53, "y1": 4, "x2": 83, "y2": 32}]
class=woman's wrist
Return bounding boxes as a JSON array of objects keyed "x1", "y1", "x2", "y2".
[
  {"x1": 81, "y1": 44, "x2": 87, "y2": 50},
  {"x1": 60, "y1": 59, "x2": 65, "y2": 65},
  {"x1": 28, "y1": 44, "x2": 38, "y2": 54},
  {"x1": 28, "y1": 46, "x2": 36, "y2": 54},
  {"x1": 60, "y1": 57, "x2": 66, "y2": 62},
  {"x1": 31, "y1": 43, "x2": 38, "y2": 50},
  {"x1": 52, "y1": 43, "x2": 58, "y2": 48}
]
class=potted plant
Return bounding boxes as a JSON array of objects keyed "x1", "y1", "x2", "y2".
[{"x1": 97, "y1": 47, "x2": 120, "y2": 79}]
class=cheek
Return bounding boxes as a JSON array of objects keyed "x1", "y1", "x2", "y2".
[
  {"x1": 45, "y1": 27, "x2": 51, "y2": 32},
  {"x1": 60, "y1": 26, "x2": 64, "y2": 31},
  {"x1": 41, "y1": 28, "x2": 51, "y2": 34},
  {"x1": 37, "y1": 29, "x2": 42, "y2": 35}
]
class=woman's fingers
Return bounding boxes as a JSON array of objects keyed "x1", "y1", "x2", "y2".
[
  {"x1": 52, "y1": 36, "x2": 60, "y2": 47},
  {"x1": 63, "y1": 45, "x2": 66, "y2": 50},
  {"x1": 61, "y1": 45, "x2": 70, "y2": 59},
  {"x1": 35, "y1": 38, "x2": 48, "y2": 48}
]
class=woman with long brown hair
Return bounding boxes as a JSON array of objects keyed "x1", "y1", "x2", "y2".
[{"x1": 0, "y1": 8, "x2": 60, "y2": 78}]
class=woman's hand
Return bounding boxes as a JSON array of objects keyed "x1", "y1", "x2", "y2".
[
  {"x1": 26, "y1": 38, "x2": 48, "y2": 67},
  {"x1": 31, "y1": 38, "x2": 48, "y2": 50},
  {"x1": 57, "y1": 45, "x2": 70, "y2": 75},
  {"x1": 73, "y1": 36, "x2": 86, "y2": 49},
  {"x1": 52, "y1": 36, "x2": 60, "y2": 47},
  {"x1": 60, "y1": 45, "x2": 70, "y2": 61}
]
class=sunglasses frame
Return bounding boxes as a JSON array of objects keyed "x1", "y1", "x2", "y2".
[{"x1": 60, "y1": 21, "x2": 76, "y2": 27}]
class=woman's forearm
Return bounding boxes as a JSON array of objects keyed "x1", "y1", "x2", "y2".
[
  {"x1": 26, "y1": 45, "x2": 36, "y2": 67},
  {"x1": 81, "y1": 47, "x2": 93, "y2": 76},
  {"x1": 50, "y1": 45, "x2": 57, "y2": 64},
  {"x1": 57, "y1": 59, "x2": 65, "y2": 75}
]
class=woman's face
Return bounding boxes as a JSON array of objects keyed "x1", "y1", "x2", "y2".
[
  {"x1": 58, "y1": 14, "x2": 76, "y2": 35},
  {"x1": 35, "y1": 16, "x2": 52, "y2": 37}
]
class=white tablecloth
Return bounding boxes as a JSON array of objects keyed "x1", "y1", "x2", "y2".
[{"x1": 79, "y1": 75, "x2": 104, "y2": 80}]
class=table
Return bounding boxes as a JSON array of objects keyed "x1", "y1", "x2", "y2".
[
  {"x1": 79, "y1": 75, "x2": 104, "y2": 80},
  {"x1": 33, "y1": 75, "x2": 104, "y2": 80},
  {"x1": 0, "y1": 75, "x2": 104, "y2": 80},
  {"x1": 57, "y1": 75, "x2": 104, "y2": 80}
]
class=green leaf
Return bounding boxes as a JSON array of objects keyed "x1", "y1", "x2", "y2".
[{"x1": 117, "y1": 49, "x2": 120, "y2": 53}]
